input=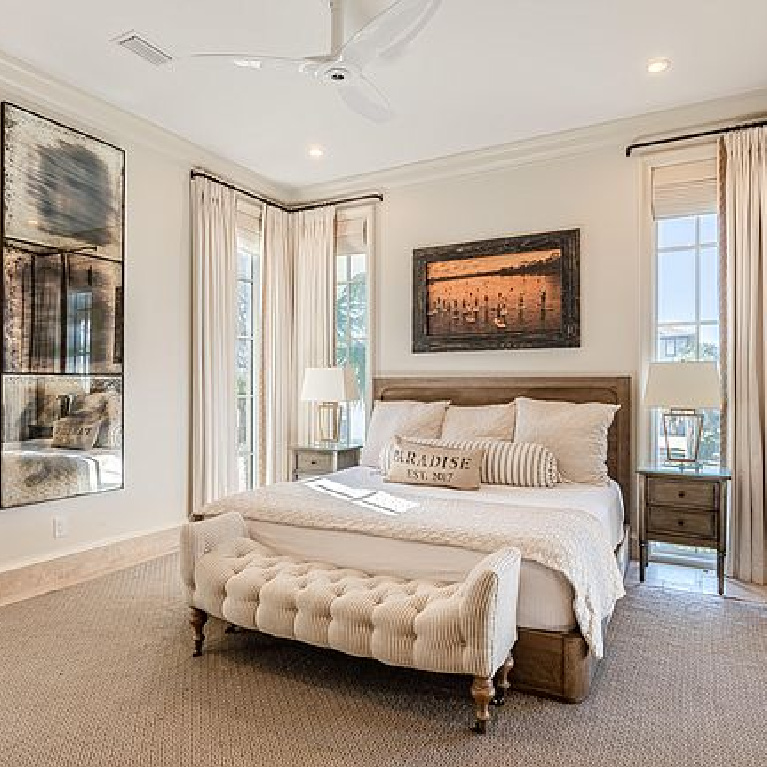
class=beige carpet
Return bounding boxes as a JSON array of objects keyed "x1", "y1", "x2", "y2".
[{"x1": 1, "y1": 554, "x2": 766, "y2": 767}]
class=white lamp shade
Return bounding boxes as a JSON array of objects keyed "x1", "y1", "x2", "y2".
[
  {"x1": 300, "y1": 366, "x2": 360, "y2": 403},
  {"x1": 644, "y1": 361, "x2": 721, "y2": 409}
]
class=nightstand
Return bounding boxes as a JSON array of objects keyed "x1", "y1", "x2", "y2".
[
  {"x1": 291, "y1": 443, "x2": 362, "y2": 481},
  {"x1": 638, "y1": 465, "x2": 731, "y2": 595}
]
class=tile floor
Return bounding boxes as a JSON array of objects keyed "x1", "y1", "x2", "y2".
[{"x1": 625, "y1": 560, "x2": 767, "y2": 603}]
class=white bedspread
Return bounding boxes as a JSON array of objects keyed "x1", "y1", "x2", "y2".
[{"x1": 203, "y1": 468, "x2": 625, "y2": 657}]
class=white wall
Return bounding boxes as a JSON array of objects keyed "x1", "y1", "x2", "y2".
[
  {"x1": 0, "y1": 58, "x2": 285, "y2": 572},
  {"x1": 375, "y1": 148, "x2": 640, "y2": 377}
]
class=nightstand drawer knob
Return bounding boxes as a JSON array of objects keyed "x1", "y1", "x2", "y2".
[
  {"x1": 310, "y1": 459, "x2": 318, "y2": 465},
  {"x1": 678, "y1": 519, "x2": 685, "y2": 527},
  {"x1": 678, "y1": 490, "x2": 686, "y2": 498}
]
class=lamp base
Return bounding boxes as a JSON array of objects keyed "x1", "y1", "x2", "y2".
[
  {"x1": 662, "y1": 408, "x2": 704, "y2": 465},
  {"x1": 315, "y1": 401, "x2": 340, "y2": 444}
]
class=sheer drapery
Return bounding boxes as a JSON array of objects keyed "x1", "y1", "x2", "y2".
[
  {"x1": 721, "y1": 127, "x2": 767, "y2": 585},
  {"x1": 191, "y1": 177, "x2": 238, "y2": 512},
  {"x1": 258, "y1": 205, "x2": 294, "y2": 485},
  {"x1": 292, "y1": 208, "x2": 336, "y2": 445}
]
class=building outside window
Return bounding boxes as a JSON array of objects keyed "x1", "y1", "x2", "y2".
[
  {"x1": 335, "y1": 207, "x2": 373, "y2": 445},
  {"x1": 235, "y1": 199, "x2": 261, "y2": 490}
]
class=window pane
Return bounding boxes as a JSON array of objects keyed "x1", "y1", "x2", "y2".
[
  {"x1": 237, "y1": 244, "x2": 253, "y2": 280},
  {"x1": 236, "y1": 337, "x2": 252, "y2": 395},
  {"x1": 658, "y1": 250, "x2": 696, "y2": 323},
  {"x1": 699, "y1": 213, "x2": 718, "y2": 245},
  {"x1": 236, "y1": 397, "x2": 252, "y2": 453},
  {"x1": 237, "y1": 281, "x2": 253, "y2": 337},
  {"x1": 237, "y1": 454, "x2": 253, "y2": 492},
  {"x1": 336, "y1": 284, "x2": 349, "y2": 348},
  {"x1": 656, "y1": 325, "x2": 696, "y2": 361},
  {"x1": 698, "y1": 410, "x2": 721, "y2": 464},
  {"x1": 657, "y1": 216, "x2": 696, "y2": 248},
  {"x1": 699, "y1": 246, "x2": 718, "y2": 322},
  {"x1": 336, "y1": 254, "x2": 348, "y2": 283},
  {"x1": 350, "y1": 253, "x2": 366, "y2": 280},
  {"x1": 699, "y1": 324, "x2": 720, "y2": 361}
]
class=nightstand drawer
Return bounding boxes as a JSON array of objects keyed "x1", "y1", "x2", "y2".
[
  {"x1": 647, "y1": 506, "x2": 718, "y2": 539},
  {"x1": 647, "y1": 478, "x2": 718, "y2": 509},
  {"x1": 295, "y1": 452, "x2": 334, "y2": 474}
]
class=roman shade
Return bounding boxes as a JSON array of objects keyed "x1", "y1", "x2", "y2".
[{"x1": 651, "y1": 158, "x2": 718, "y2": 219}]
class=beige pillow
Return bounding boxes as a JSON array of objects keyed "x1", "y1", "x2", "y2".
[
  {"x1": 360, "y1": 400, "x2": 449, "y2": 467},
  {"x1": 441, "y1": 403, "x2": 516, "y2": 441},
  {"x1": 513, "y1": 397, "x2": 620, "y2": 485},
  {"x1": 52, "y1": 415, "x2": 102, "y2": 450},
  {"x1": 384, "y1": 437, "x2": 484, "y2": 490}
]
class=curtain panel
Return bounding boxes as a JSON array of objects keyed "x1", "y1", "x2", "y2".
[
  {"x1": 191, "y1": 177, "x2": 238, "y2": 513},
  {"x1": 292, "y1": 208, "x2": 337, "y2": 445},
  {"x1": 721, "y1": 127, "x2": 767, "y2": 585},
  {"x1": 259, "y1": 205, "x2": 294, "y2": 485}
]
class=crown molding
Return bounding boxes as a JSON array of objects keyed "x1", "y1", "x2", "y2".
[
  {"x1": 0, "y1": 51, "x2": 290, "y2": 201},
  {"x1": 292, "y1": 87, "x2": 767, "y2": 201}
]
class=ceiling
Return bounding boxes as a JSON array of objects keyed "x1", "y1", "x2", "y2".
[{"x1": 1, "y1": 0, "x2": 767, "y2": 190}]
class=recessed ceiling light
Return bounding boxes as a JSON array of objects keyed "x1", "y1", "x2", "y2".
[
  {"x1": 647, "y1": 57, "x2": 671, "y2": 74},
  {"x1": 308, "y1": 146, "x2": 324, "y2": 158},
  {"x1": 234, "y1": 58, "x2": 261, "y2": 69}
]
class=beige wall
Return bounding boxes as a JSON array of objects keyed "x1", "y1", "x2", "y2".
[
  {"x1": 0, "y1": 60, "x2": 284, "y2": 572},
  {"x1": 375, "y1": 148, "x2": 640, "y2": 377}
]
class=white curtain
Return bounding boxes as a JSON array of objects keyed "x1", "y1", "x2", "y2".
[
  {"x1": 722, "y1": 127, "x2": 767, "y2": 585},
  {"x1": 293, "y1": 208, "x2": 337, "y2": 445},
  {"x1": 191, "y1": 177, "x2": 238, "y2": 512},
  {"x1": 258, "y1": 205, "x2": 294, "y2": 484}
]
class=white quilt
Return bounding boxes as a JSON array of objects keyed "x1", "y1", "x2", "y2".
[{"x1": 203, "y1": 473, "x2": 625, "y2": 657}]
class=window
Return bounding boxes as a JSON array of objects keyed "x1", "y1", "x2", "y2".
[
  {"x1": 335, "y1": 208, "x2": 373, "y2": 445},
  {"x1": 652, "y1": 212, "x2": 720, "y2": 464},
  {"x1": 235, "y1": 199, "x2": 262, "y2": 490}
]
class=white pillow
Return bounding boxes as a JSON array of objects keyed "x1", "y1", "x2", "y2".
[
  {"x1": 384, "y1": 437, "x2": 484, "y2": 490},
  {"x1": 440, "y1": 403, "x2": 516, "y2": 441},
  {"x1": 513, "y1": 397, "x2": 620, "y2": 485},
  {"x1": 360, "y1": 400, "x2": 449, "y2": 467}
]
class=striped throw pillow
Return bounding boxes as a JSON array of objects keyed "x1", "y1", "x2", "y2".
[{"x1": 380, "y1": 438, "x2": 558, "y2": 488}]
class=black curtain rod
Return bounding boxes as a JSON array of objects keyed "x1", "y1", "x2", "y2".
[
  {"x1": 625, "y1": 117, "x2": 767, "y2": 157},
  {"x1": 190, "y1": 170, "x2": 383, "y2": 212}
]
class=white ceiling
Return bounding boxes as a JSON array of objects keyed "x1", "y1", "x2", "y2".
[{"x1": 1, "y1": 0, "x2": 767, "y2": 190}]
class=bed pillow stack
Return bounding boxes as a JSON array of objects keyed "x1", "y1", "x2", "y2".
[
  {"x1": 513, "y1": 397, "x2": 620, "y2": 485},
  {"x1": 360, "y1": 400, "x2": 449, "y2": 467},
  {"x1": 380, "y1": 437, "x2": 558, "y2": 488}
]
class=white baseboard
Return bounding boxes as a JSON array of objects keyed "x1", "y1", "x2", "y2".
[{"x1": 0, "y1": 526, "x2": 180, "y2": 607}]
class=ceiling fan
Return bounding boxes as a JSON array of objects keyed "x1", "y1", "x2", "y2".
[{"x1": 192, "y1": 0, "x2": 441, "y2": 123}]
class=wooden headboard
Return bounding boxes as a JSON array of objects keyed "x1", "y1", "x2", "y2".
[{"x1": 373, "y1": 375, "x2": 632, "y2": 522}]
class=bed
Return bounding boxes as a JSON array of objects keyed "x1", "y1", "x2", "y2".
[{"x1": 203, "y1": 375, "x2": 632, "y2": 702}]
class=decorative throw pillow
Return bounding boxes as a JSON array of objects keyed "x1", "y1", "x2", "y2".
[
  {"x1": 513, "y1": 397, "x2": 620, "y2": 485},
  {"x1": 360, "y1": 400, "x2": 449, "y2": 467},
  {"x1": 51, "y1": 415, "x2": 102, "y2": 450},
  {"x1": 380, "y1": 438, "x2": 558, "y2": 488},
  {"x1": 384, "y1": 437, "x2": 484, "y2": 490},
  {"x1": 440, "y1": 402, "x2": 516, "y2": 441}
]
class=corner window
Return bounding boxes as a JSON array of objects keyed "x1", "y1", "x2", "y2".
[
  {"x1": 335, "y1": 208, "x2": 373, "y2": 445},
  {"x1": 235, "y1": 199, "x2": 262, "y2": 490}
]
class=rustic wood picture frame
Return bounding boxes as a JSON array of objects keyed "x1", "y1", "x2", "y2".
[{"x1": 412, "y1": 229, "x2": 580, "y2": 352}]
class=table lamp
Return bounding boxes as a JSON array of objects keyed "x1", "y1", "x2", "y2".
[
  {"x1": 300, "y1": 366, "x2": 360, "y2": 444},
  {"x1": 644, "y1": 361, "x2": 721, "y2": 465}
]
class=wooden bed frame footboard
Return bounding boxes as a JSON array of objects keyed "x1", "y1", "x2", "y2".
[{"x1": 372, "y1": 374, "x2": 633, "y2": 703}]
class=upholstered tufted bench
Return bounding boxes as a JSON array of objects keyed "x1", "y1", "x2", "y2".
[{"x1": 181, "y1": 512, "x2": 521, "y2": 732}]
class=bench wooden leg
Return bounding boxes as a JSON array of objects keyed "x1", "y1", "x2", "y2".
[
  {"x1": 190, "y1": 607, "x2": 208, "y2": 657},
  {"x1": 470, "y1": 675, "x2": 495, "y2": 734},
  {"x1": 492, "y1": 653, "x2": 514, "y2": 706}
]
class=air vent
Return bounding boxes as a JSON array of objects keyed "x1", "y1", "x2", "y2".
[{"x1": 114, "y1": 31, "x2": 172, "y2": 66}]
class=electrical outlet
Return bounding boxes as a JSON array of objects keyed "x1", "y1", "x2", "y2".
[{"x1": 52, "y1": 516, "x2": 68, "y2": 539}]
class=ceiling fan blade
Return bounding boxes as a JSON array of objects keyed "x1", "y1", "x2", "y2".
[
  {"x1": 336, "y1": 75, "x2": 394, "y2": 123},
  {"x1": 340, "y1": 0, "x2": 442, "y2": 69},
  {"x1": 190, "y1": 53, "x2": 325, "y2": 76}
]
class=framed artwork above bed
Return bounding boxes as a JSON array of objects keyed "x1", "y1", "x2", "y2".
[
  {"x1": 0, "y1": 103, "x2": 125, "y2": 509},
  {"x1": 412, "y1": 229, "x2": 580, "y2": 352}
]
